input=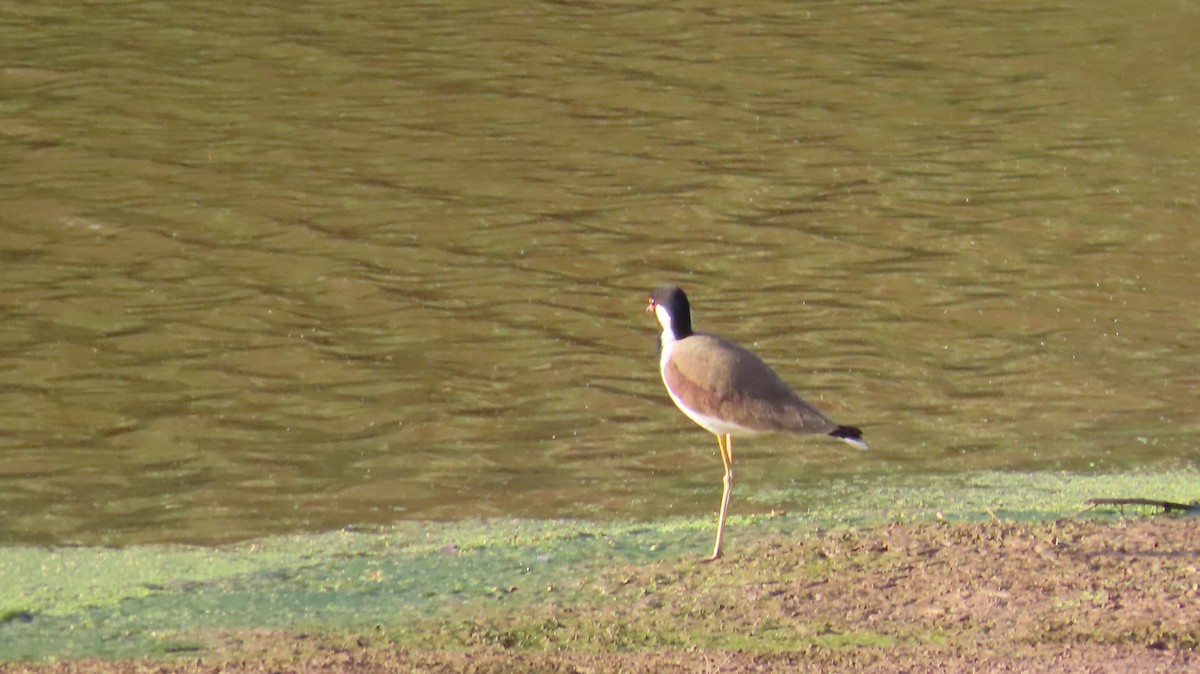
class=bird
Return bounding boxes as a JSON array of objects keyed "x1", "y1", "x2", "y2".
[{"x1": 646, "y1": 284, "x2": 867, "y2": 561}]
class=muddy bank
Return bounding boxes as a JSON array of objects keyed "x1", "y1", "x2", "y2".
[{"x1": 3, "y1": 517, "x2": 1197, "y2": 673}]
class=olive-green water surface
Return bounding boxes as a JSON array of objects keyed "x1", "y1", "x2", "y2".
[{"x1": 1, "y1": 0, "x2": 1198, "y2": 546}]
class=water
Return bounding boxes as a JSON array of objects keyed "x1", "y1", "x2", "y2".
[{"x1": 1, "y1": 0, "x2": 1197, "y2": 546}]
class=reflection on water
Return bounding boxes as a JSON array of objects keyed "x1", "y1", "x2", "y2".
[{"x1": 1, "y1": 0, "x2": 1197, "y2": 545}]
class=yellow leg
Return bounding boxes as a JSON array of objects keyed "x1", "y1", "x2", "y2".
[{"x1": 707, "y1": 433, "x2": 734, "y2": 562}]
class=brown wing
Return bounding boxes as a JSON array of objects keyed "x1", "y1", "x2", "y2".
[{"x1": 663, "y1": 333, "x2": 837, "y2": 435}]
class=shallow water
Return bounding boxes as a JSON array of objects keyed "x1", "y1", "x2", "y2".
[{"x1": 1, "y1": 0, "x2": 1197, "y2": 546}]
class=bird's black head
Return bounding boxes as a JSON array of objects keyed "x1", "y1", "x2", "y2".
[{"x1": 647, "y1": 284, "x2": 693, "y2": 340}]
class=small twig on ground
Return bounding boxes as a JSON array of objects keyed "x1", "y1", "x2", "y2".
[{"x1": 1072, "y1": 497, "x2": 1200, "y2": 518}]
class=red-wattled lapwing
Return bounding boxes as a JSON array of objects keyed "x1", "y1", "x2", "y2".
[{"x1": 647, "y1": 285, "x2": 867, "y2": 561}]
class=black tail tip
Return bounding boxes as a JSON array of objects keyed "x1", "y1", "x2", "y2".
[{"x1": 830, "y1": 425, "x2": 868, "y2": 450}]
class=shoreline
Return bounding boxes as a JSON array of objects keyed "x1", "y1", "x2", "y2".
[{"x1": 1, "y1": 470, "x2": 1197, "y2": 672}]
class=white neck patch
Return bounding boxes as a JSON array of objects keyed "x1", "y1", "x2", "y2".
[{"x1": 654, "y1": 303, "x2": 679, "y2": 345}]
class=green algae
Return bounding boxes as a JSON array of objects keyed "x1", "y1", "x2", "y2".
[
  {"x1": 752, "y1": 467, "x2": 1199, "y2": 525},
  {"x1": 0, "y1": 468, "x2": 1195, "y2": 661}
]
